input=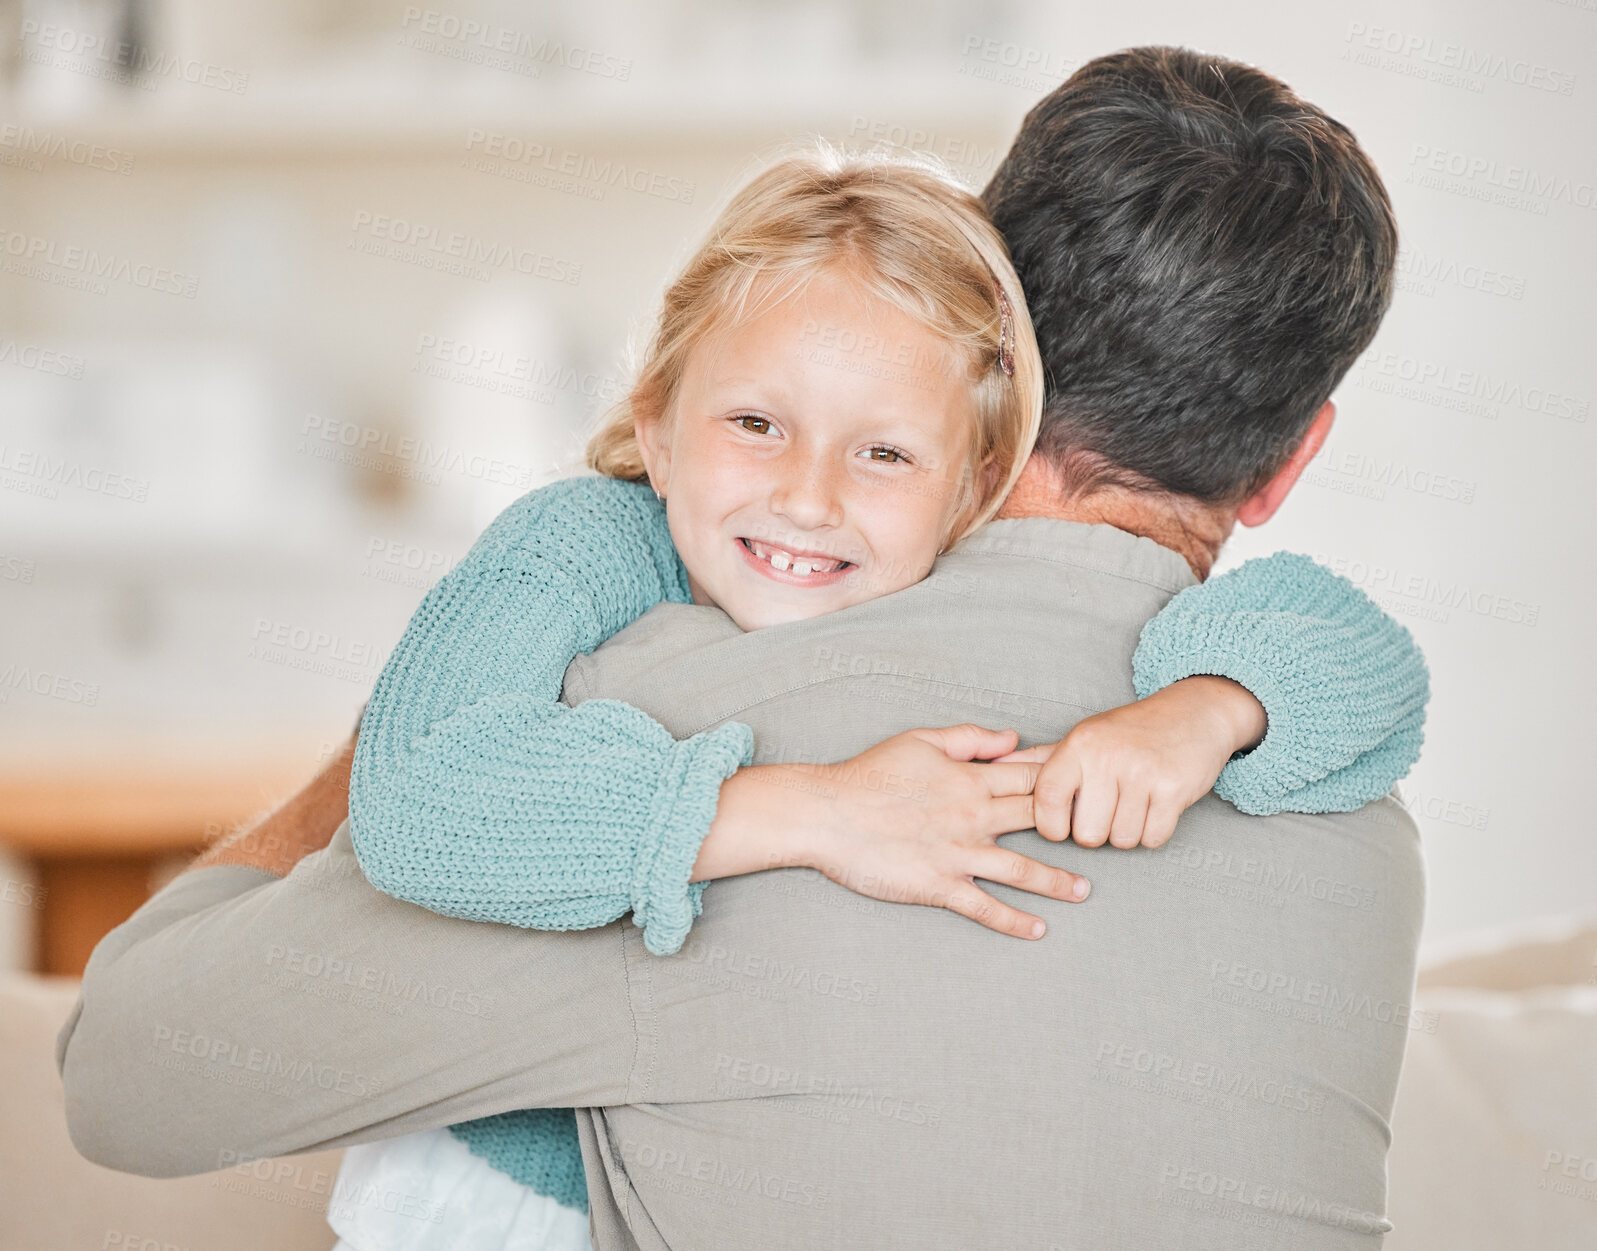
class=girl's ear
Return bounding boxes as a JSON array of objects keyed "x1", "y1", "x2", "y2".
[
  {"x1": 939, "y1": 456, "x2": 990, "y2": 554},
  {"x1": 979, "y1": 454, "x2": 1003, "y2": 502},
  {"x1": 960, "y1": 453, "x2": 1002, "y2": 527},
  {"x1": 634, "y1": 406, "x2": 673, "y2": 496}
]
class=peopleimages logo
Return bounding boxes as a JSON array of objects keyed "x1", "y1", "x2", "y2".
[
  {"x1": 1159, "y1": 1163, "x2": 1386, "y2": 1234},
  {"x1": 0, "y1": 443, "x2": 151, "y2": 502},
  {"x1": 298, "y1": 413, "x2": 549, "y2": 489},
  {"x1": 412, "y1": 332, "x2": 626, "y2": 405},
  {"x1": 1407, "y1": 144, "x2": 1597, "y2": 214},
  {"x1": 956, "y1": 34, "x2": 1078, "y2": 92},
  {"x1": 1344, "y1": 23, "x2": 1577, "y2": 96},
  {"x1": 0, "y1": 337, "x2": 86, "y2": 377},
  {"x1": 399, "y1": 8, "x2": 633, "y2": 81},
  {"x1": 348, "y1": 211, "x2": 581, "y2": 286},
  {"x1": 845, "y1": 116, "x2": 999, "y2": 179},
  {"x1": 19, "y1": 19, "x2": 250, "y2": 93},
  {"x1": 1394, "y1": 247, "x2": 1526, "y2": 301},
  {"x1": 462, "y1": 130, "x2": 695, "y2": 203},
  {"x1": 0, "y1": 227, "x2": 200, "y2": 297},
  {"x1": 1308, "y1": 440, "x2": 1477, "y2": 506},
  {"x1": 1350, "y1": 350, "x2": 1589, "y2": 423},
  {"x1": 1312, "y1": 552, "x2": 1541, "y2": 628},
  {"x1": 0, "y1": 123, "x2": 135, "y2": 174},
  {"x1": 264, "y1": 944, "x2": 495, "y2": 1018},
  {"x1": 0, "y1": 663, "x2": 101, "y2": 707},
  {"x1": 150, "y1": 1025, "x2": 382, "y2": 1098}
]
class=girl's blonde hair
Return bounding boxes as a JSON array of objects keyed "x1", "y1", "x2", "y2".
[{"x1": 584, "y1": 142, "x2": 1043, "y2": 552}]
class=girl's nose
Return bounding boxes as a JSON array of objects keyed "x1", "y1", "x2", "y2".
[{"x1": 768, "y1": 453, "x2": 844, "y2": 532}]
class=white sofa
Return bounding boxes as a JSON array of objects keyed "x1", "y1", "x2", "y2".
[
  {"x1": 2, "y1": 972, "x2": 341, "y2": 1251},
  {"x1": 10, "y1": 914, "x2": 1597, "y2": 1249},
  {"x1": 1384, "y1": 913, "x2": 1597, "y2": 1250}
]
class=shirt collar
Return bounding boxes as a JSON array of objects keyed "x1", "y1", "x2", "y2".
[{"x1": 952, "y1": 517, "x2": 1199, "y2": 594}]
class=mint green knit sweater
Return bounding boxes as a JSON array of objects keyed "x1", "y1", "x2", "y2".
[{"x1": 348, "y1": 473, "x2": 1430, "y2": 1215}]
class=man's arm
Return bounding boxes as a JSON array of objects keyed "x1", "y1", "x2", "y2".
[
  {"x1": 190, "y1": 730, "x2": 356, "y2": 876},
  {"x1": 57, "y1": 819, "x2": 647, "y2": 1177}
]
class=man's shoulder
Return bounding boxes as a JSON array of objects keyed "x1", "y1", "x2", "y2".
[
  {"x1": 562, "y1": 602, "x2": 742, "y2": 705},
  {"x1": 1230, "y1": 791, "x2": 1422, "y2": 858},
  {"x1": 1312, "y1": 793, "x2": 1423, "y2": 874},
  {"x1": 1349, "y1": 792, "x2": 1421, "y2": 837},
  {"x1": 1191, "y1": 789, "x2": 1426, "y2": 917},
  {"x1": 560, "y1": 520, "x2": 1191, "y2": 732}
]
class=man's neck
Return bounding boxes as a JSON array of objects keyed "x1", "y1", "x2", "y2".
[{"x1": 993, "y1": 456, "x2": 1235, "y2": 581}]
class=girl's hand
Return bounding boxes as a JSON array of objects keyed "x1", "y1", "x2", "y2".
[
  {"x1": 993, "y1": 676, "x2": 1267, "y2": 851},
  {"x1": 737, "y1": 725, "x2": 1090, "y2": 940}
]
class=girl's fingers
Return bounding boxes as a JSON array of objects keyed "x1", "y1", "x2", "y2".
[
  {"x1": 1070, "y1": 777, "x2": 1117, "y2": 847},
  {"x1": 1033, "y1": 755, "x2": 1082, "y2": 842},
  {"x1": 972, "y1": 846, "x2": 1090, "y2": 904},
  {"x1": 1142, "y1": 793, "x2": 1184, "y2": 849},
  {"x1": 1108, "y1": 788, "x2": 1150, "y2": 849},
  {"x1": 939, "y1": 881, "x2": 1050, "y2": 940}
]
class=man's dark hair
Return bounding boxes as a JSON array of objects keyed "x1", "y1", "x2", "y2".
[{"x1": 983, "y1": 45, "x2": 1397, "y2": 504}]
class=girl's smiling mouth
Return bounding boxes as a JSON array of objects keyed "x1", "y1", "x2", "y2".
[{"x1": 737, "y1": 536, "x2": 856, "y2": 585}]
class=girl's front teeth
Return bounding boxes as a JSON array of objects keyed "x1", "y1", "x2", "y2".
[
  {"x1": 749, "y1": 540, "x2": 840, "y2": 577},
  {"x1": 770, "y1": 551, "x2": 810, "y2": 574},
  {"x1": 769, "y1": 551, "x2": 820, "y2": 575}
]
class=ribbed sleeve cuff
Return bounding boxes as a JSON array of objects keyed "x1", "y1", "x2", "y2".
[
  {"x1": 1133, "y1": 619, "x2": 1427, "y2": 815},
  {"x1": 1133, "y1": 636, "x2": 1304, "y2": 814},
  {"x1": 1132, "y1": 551, "x2": 1430, "y2": 815},
  {"x1": 1228, "y1": 710, "x2": 1426, "y2": 814},
  {"x1": 630, "y1": 719, "x2": 756, "y2": 955}
]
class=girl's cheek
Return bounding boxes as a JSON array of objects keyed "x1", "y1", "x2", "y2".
[
  {"x1": 874, "y1": 526, "x2": 933, "y2": 590},
  {"x1": 705, "y1": 439, "x2": 762, "y2": 486}
]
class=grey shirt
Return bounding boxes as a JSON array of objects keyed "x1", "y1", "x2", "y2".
[{"x1": 58, "y1": 517, "x2": 1425, "y2": 1250}]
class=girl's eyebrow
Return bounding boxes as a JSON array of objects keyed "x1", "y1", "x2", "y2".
[{"x1": 702, "y1": 377, "x2": 793, "y2": 411}]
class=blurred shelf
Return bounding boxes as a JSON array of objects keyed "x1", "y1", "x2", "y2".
[
  {"x1": 0, "y1": 755, "x2": 323, "y2": 855},
  {"x1": 0, "y1": 746, "x2": 335, "y2": 975},
  {"x1": 0, "y1": 73, "x2": 1021, "y2": 159}
]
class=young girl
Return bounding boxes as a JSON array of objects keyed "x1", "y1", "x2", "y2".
[{"x1": 327, "y1": 146, "x2": 1428, "y2": 1251}]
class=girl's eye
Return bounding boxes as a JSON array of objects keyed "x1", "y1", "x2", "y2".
[
  {"x1": 733, "y1": 414, "x2": 773, "y2": 435},
  {"x1": 865, "y1": 445, "x2": 910, "y2": 464}
]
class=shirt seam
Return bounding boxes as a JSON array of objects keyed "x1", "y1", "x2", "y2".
[
  {"x1": 960, "y1": 546, "x2": 1191, "y2": 594},
  {"x1": 620, "y1": 920, "x2": 659, "y2": 1104}
]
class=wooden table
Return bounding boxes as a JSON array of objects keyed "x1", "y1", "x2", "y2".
[{"x1": 0, "y1": 754, "x2": 326, "y2": 975}]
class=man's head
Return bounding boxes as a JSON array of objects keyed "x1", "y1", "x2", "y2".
[{"x1": 983, "y1": 46, "x2": 1396, "y2": 528}]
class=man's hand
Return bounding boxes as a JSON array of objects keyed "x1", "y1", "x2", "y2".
[
  {"x1": 190, "y1": 730, "x2": 357, "y2": 876},
  {"x1": 993, "y1": 676, "x2": 1267, "y2": 851}
]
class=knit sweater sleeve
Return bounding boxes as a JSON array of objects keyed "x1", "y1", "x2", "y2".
[
  {"x1": 347, "y1": 474, "x2": 754, "y2": 957},
  {"x1": 1131, "y1": 551, "x2": 1430, "y2": 815}
]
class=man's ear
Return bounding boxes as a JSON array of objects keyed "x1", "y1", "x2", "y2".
[
  {"x1": 634, "y1": 408, "x2": 673, "y2": 496},
  {"x1": 1236, "y1": 401, "x2": 1335, "y2": 528}
]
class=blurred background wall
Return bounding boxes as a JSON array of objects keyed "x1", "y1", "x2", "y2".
[{"x1": 0, "y1": 0, "x2": 1591, "y2": 971}]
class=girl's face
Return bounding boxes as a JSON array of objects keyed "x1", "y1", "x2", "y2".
[{"x1": 637, "y1": 268, "x2": 983, "y2": 632}]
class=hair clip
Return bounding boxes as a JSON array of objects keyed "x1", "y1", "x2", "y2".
[{"x1": 994, "y1": 282, "x2": 1016, "y2": 378}]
